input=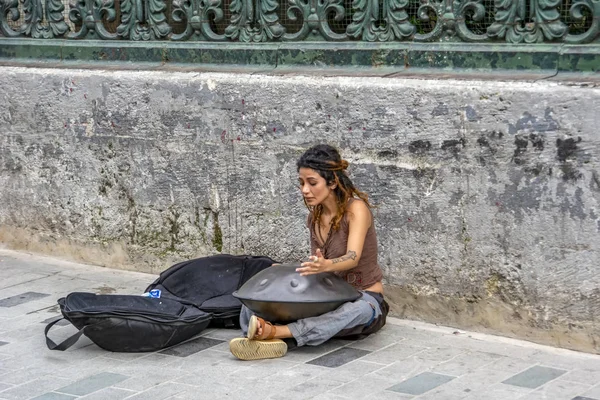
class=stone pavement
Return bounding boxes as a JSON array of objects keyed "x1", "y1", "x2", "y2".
[{"x1": 1, "y1": 249, "x2": 600, "y2": 400}]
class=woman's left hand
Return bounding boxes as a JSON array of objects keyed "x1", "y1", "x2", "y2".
[{"x1": 297, "y1": 249, "x2": 331, "y2": 276}]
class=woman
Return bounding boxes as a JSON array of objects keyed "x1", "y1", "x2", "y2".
[{"x1": 229, "y1": 144, "x2": 389, "y2": 360}]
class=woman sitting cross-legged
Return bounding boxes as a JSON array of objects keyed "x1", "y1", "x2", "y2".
[{"x1": 229, "y1": 144, "x2": 389, "y2": 360}]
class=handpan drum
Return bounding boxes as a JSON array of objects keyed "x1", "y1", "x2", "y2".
[{"x1": 233, "y1": 264, "x2": 362, "y2": 323}]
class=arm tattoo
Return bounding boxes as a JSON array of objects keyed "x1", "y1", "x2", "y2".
[{"x1": 331, "y1": 251, "x2": 357, "y2": 264}]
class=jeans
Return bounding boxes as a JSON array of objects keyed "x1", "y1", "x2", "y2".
[{"x1": 239, "y1": 291, "x2": 383, "y2": 347}]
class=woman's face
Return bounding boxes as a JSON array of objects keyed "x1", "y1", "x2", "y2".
[{"x1": 298, "y1": 167, "x2": 333, "y2": 206}]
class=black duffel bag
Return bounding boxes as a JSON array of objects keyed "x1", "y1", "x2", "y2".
[
  {"x1": 45, "y1": 254, "x2": 276, "y2": 352},
  {"x1": 45, "y1": 293, "x2": 212, "y2": 352}
]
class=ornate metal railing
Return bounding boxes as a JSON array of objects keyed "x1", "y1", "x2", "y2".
[
  {"x1": 0, "y1": 0, "x2": 599, "y2": 70},
  {"x1": 1, "y1": 0, "x2": 598, "y2": 43}
]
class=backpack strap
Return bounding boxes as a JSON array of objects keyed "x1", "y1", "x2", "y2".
[{"x1": 44, "y1": 318, "x2": 85, "y2": 351}]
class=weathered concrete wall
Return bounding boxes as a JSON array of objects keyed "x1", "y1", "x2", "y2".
[{"x1": 1, "y1": 67, "x2": 599, "y2": 353}]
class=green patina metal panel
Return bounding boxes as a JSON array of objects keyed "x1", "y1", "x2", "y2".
[{"x1": 0, "y1": 0, "x2": 599, "y2": 71}]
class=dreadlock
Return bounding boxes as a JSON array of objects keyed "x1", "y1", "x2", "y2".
[{"x1": 296, "y1": 144, "x2": 370, "y2": 232}]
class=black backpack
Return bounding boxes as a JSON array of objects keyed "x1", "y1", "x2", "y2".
[
  {"x1": 145, "y1": 254, "x2": 276, "y2": 328},
  {"x1": 45, "y1": 254, "x2": 275, "y2": 352}
]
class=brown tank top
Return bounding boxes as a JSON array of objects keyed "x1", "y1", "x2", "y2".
[{"x1": 307, "y1": 198, "x2": 383, "y2": 290}]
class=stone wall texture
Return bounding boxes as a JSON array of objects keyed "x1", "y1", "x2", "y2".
[{"x1": 1, "y1": 67, "x2": 599, "y2": 353}]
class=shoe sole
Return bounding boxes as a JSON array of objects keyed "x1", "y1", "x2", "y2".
[{"x1": 229, "y1": 338, "x2": 287, "y2": 361}]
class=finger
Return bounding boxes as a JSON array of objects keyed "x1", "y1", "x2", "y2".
[
  {"x1": 300, "y1": 261, "x2": 320, "y2": 268},
  {"x1": 316, "y1": 248, "x2": 324, "y2": 259},
  {"x1": 300, "y1": 269, "x2": 320, "y2": 276}
]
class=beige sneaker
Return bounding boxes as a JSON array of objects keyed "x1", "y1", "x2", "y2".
[{"x1": 229, "y1": 338, "x2": 287, "y2": 361}]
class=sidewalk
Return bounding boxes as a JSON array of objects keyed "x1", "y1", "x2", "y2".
[{"x1": 1, "y1": 248, "x2": 600, "y2": 400}]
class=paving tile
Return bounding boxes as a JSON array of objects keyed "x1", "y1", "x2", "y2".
[
  {"x1": 521, "y1": 379, "x2": 591, "y2": 400},
  {"x1": 293, "y1": 394, "x2": 349, "y2": 400},
  {"x1": 55, "y1": 372, "x2": 129, "y2": 396},
  {"x1": 174, "y1": 367, "x2": 255, "y2": 389},
  {"x1": 451, "y1": 368, "x2": 519, "y2": 391},
  {"x1": 463, "y1": 382, "x2": 533, "y2": 400},
  {"x1": 432, "y1": 335, "x2": 540, "y2": 359},
  {"x1": 414, "y1": 346, "x2": 466, "y2": 363},
  {"x1": 0, "y1": 273, "x2": 51, "y2": 292},
  {"x1": 0, "y1": 292, "x2": 50, "y2": 307},
  {"x1": 30, "y1": 393, "x2": 77, "y2": 400},
  {"x1": 221, "y1": 364, "x2": 327, "y2": 399},
  {"x1": 572, "y1": 397, "x2": 600, "y2": 400},
  {"x1": 229, "y1": 359, "x2": 302, "y2": 381},
  {"x1": 4, "y1": 321, "x2": 64, "y2": 342},
  {"x1": 528, "y1": 351, "x2": 600, "y2": 371},
  {"x1": 373, "y1": 356, "x2": 433, "y2": 382},
  {"x1": 318, "y1": 360, "x2": 387, "y2": 383},
  {"x1": 431, "y1": 351, "x2": 502, "y2": 376},
  {"x1": 369, "y1": 391, "x2": 415, "y2": 400},
  {"x1": 347, "y1": 332, "x2": 404, "y2": 351},
  {"x1": 0, "y1": 367, "x2": 53, "y2": 385},
  {"x1": 485, "y1": 356, "x2": 539, "y2": 374},
  {"x1": 329, "y1": 373, "x2": 397, "y2": 398},
  {"x1": 134, "y1": 353, "x2": 180, "y2": 365},
  {"x1": 0, "y1": 383, "x2": 12, "y2": 391},
  {"x1": 41, "y1": 316, "x2": 69, "y2": 326},
  {"x1": 579, "y1": 384, "x2": 600, "y2": 399},
  {"x1": 0, "y1": 376, "x2": 73, "y2": 400},
  {"x1": 378, "y1": 324, "x2": 446, "y2": 342},
  {"x1": 387, "y1": 371, "x2": 456, "y2": 395},
  {"x1": 170, "y1": 386, "x2": 242, "y2": 400},
  {"x1": 563, "y1": 369, "x2": 600, "y2": 385},
  {"x1": 307, "y1": 347, "x2": 371, "y2": 368},
  {"x1": 53, "y1": 356, "x2": 128, "y2": 381},
  {"x1": 159, "y1": 337, "x2": 223, "y2": 357},
  {"x1": 412, "y1": 368, "x2": 517, "y2": 400},
  {"x1": 79, "y1": 387, "x2": 138, "y2": 400},
  {"x1": 503, "y1": 365, "x2": 567, "y2": 389},
  {"x1": 415, "y1": 380, "x2": 473, "y2": 400},
  {"x1": 113, "y1": 369, "x2": 186, "y2": 391},
  {"x1": 99, "y1": 351, "x2": 148, "y2": 362},
  {"x1": 117, "y1": 382, "x2": 191, "y2": 400},
  {"x1": 526, "y1": 379, "x2": 592, "y2": 400},
  {"x1": 261, "y1": 363, "x2": 331, "y2": 388},
  {"x1": 361, "y1": 343, "x2": 429, "y2": 365},
  {"x1": 282, "y1": 339, "x2": 351, "y2": 363},
  {"x1": 0, "y1": 342, "x2": 6, "y2": 346},
  {"x1": 269, "y1": 376, "x2": 345, "y2": 400},
  {"x1": 168, "y1": 349, "x2": 248, "y2": 374}
]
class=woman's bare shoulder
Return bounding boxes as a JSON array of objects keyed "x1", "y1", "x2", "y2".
[{"x1": 346, "y1": 198, "x2": 370, "y2": 221}]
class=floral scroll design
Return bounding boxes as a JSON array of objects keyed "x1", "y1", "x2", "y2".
[
  {"x1": 410, "y1": 0, "x2": 446, "y2": 42},
  {"x1": 225, "y1": 0, "x2": 285, "y2": 42},
  {"x1": 346, "y1": 0, "x2": 416, "y2": 41},
  {"x1": 1, "y1": 0, "x2": 68, "y2": 37},
  {"x1": 0, "y1": 0, "x2": 20, "y2": 36},
  {"x1": 487, "y1": 0, "x2": 568, "y2": 42},
  {"x1": 564, "y1": 0, "x2": 600, "y2": 43},
  {"x1": 67, "y1": 0, "x2": 117, "y2": 39},
  {"x1": 170, "y1": 0, "x2": 225, "y2": 40},
  {"x1": 117, "y1": 0, "x2": 172, "y2": 40},
  {"x1": 454, "y1": 0, "x2": 490, "y2": 41},
  {"x1": 282, "y1": 0, "x2": 346, "y2": 41}
]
